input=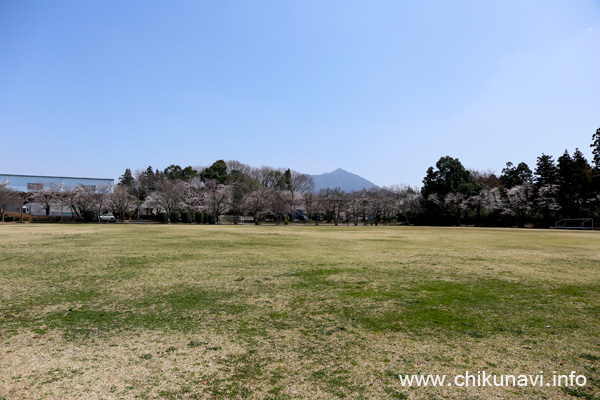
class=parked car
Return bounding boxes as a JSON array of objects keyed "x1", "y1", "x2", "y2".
[{"x1": 99, "y1": 214, "x2": 116, "y2": 222}]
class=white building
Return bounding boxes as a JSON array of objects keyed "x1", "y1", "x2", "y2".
[{"x1": 1, "y1": 174, "x2": 114, "y2": 216}]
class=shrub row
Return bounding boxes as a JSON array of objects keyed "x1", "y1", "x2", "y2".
[
  {"x1": 1, "y1": 211, "x2": 218, "y2": 224},
  {"x1": 1, "y1": 212, "x2": 79, "y2": 223},
  {"x1": 152, "y1": 212, "x2": 215, "y2": 224}
]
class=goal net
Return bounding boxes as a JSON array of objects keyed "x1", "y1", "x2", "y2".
[{"x1": 554, "y1": 218, "x2": 594, "y2": 230}]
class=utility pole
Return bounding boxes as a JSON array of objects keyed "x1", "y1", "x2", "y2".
[{"x1": 20, "y1": 192, "x2": 24, "y2": 223}]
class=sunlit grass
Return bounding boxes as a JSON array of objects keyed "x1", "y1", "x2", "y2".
[{"x1": 0, "y1": 224, "x2": 599, "y2": 399}]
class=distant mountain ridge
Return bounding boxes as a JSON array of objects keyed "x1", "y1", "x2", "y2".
[{"x1": 309, "y1": 168, "x2": 379, "y2": 192}]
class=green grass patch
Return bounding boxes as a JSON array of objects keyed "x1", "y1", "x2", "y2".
[{"x1": 0, "y1": 224, "x2": 599, "y2": 399}]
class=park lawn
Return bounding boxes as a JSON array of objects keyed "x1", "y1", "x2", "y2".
[{"x1": 0, "y1": 224, "x2": 599, "y2": 400}]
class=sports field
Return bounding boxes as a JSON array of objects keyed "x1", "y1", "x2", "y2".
[{"x1": 0, "y1": 224, "x2": 599, "y2": 399}]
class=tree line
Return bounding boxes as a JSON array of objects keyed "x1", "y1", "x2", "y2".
[
  {"x1": 110, "y1": 126, "x2": 600, "y2": 227},
  {"x1": 420, "y1": 127, "x2": 600, "y2": 227},
  {"x1": 1, "y1": 127, "x2": 599, "y2": 227},
  {"x1": 112, "y1": 160, "x2": 422, "y2": 225}
]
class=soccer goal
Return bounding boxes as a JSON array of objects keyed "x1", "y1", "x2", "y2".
[{"x1": 554, "y1": 218, "x2": 594, "y2": 230}]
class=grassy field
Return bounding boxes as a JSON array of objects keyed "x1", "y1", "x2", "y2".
[{"x1": 0, "y1": 224, "x2": 599, "y2": 400}]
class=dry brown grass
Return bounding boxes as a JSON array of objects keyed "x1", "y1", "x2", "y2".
[{"x1": 0, "y1": 224, "x2": 599, "y2": 399}]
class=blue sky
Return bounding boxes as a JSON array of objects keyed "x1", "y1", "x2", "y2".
[{"x1": 1, "y1": 1, "x2": 599, "y2": 187}]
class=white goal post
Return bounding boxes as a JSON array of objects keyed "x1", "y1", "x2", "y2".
[{"x1": 554, "y1": 218, "x2": 594, "y2": 230}]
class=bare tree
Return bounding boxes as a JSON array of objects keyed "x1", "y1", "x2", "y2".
[
  {"x1": 110, "y1": 186, "x2": 138, "y2": 221},
  {"x1": 74, "y1": 185, "x2": 96, "y2": 216},
  {"x1": 269, "y1": 189, "x2": 289, "y2": 224},
  {"x1": 181, "y1": 178, "x2": 205, "y2": 219},
  {"x1": 312, "y1": 192, "x2": 328, "y2": 225},
  {"x1": 147, "y1": 180, "x2": 187, "y2": 223},
  {"x1": 29, "y1": 183, "x2": 60, "y2": 216},
  {"x1": 303, "y1": 191, "x2": 319, "y2": 225},
  {"x1": 256, "y1": 166, "x2": 286, "y2": 189},
  {"x1": 90, "y1": 185, "x2": 112, "y2": 218},
  {"x1": 356, "y1": 189, "x2": 370, "y2": 225},
  {"x1": 65, "y1": 184, "x2": 99, "y2": 218},
  {"x1": 443, "y1": 192, "x2": 467, "y2": 225},
  {"x1": 379, "y1": 187, "x2": 398, "y2": 225},
  {"x1": 366, "y1": 187, "x2": 383, "y2": 226},
  {"x1": 204, "y1": 179, "x2": 230, "y2": 224},
  {"x1": 470, "y1": 169, "x2": 502, "y2": 188},
  {"x1": 245, "y1": 187, "x2": 272, "y2": 225},
  {"x1": 0, "y1": 183, "x2": 20, "y2": 222},
  {"x1": 345, "y1": 191, "x2": 362, "y2": 226},
  {"x1": 386, "y1": 185, "x2": 420, "y2": 225},
  {"x1": 483, "y1": 187, "x2": 505, "y2": 216},
  {"x1": 288, "y1": 171, "x2": 314, "y2": 219},
  {"x1": 228, "y1": 170, "x2": 260, "y2": 224},
  {"x1": 321, "y1": 188, "x2": 345, "y2": 225},
  {"x1": 466, "y1": 192, "x2": 485, "y2": 226},
  {"x1": 61, "y1": 187, "x2": 81, "y2": 218},
  {"x1": 225, "y1": 160, "x2": 253, "y2": 176},
  {"x1": 504, "y1": 183, "x2": 535, "y2": 228},
  {"x1": 535, "y1": 184, "x2": 560, "y2": 226},
  {"x1": 397, "y1": 190, "x2": 421, "y2": 225}
]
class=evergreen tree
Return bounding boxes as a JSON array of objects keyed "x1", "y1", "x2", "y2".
[
  {"x1": 556, "y1": 150, "x2": 592, "y2": 217},
  {"x1": 557, "y1": 150, "x2": 574, "y2": 217},
  {"x1": 500, "y1": 162, "x2": 533, "y2": 188},
  {"x1": 118, "y1": 168, "x2": 135, "y2": 187},
  {"x1": 572, "y1": 148, "x2": 593, "y2": 215},
  {"x1": 283, "y1": 169, "x2": 292, "y2": 191},
  {"x1": 534, "y1": 155, "x2": 558, "y2": 188},
  {"x1": 591, "y1": 127, "x2": 600, "y2": 170},
  {"x1": 164, "y1": 165, "x2": 199, "y2": 181},
  {"x1": 533, "y1": 154, "x2": 559, "y2": 225},
  {"x1": 590, "y1": 127, "x2": 600, "y2": 217},
  {"x1": 137, "y1": 166, "x2": 157, "y2": 200},
  {"x1": 201, "y1": 160, "x2": 228, "y2": 184},
  {"x1": 421, "y1": 156, "x2": 480, "y2": 198},
  {"x1": 421, "y1": 156, "x2": 481, "y2": 225}
]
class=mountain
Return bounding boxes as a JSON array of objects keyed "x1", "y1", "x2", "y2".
[{"x1": 309, "y1": 168, "x2": 379, "y2": 192}]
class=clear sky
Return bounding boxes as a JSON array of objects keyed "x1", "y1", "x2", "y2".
[{"x1": 1, "y1": 1, "x2": 599, "y2": 187}]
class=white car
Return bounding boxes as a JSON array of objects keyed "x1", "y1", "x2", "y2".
[{"x1": 99, "y1": 214, "x2": 116, "y2": 222}]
